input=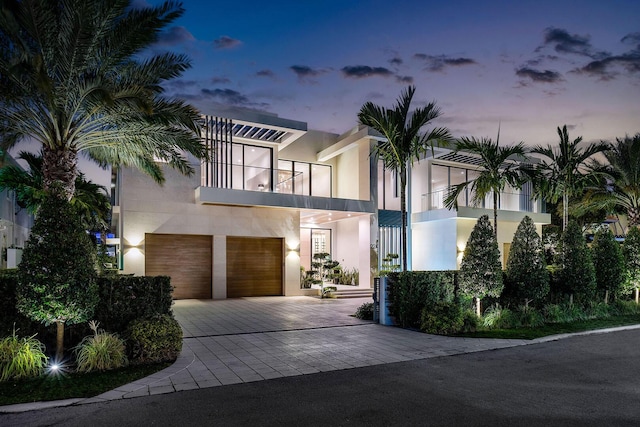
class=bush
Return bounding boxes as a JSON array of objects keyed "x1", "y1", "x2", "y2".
[
  {"x1": 513, "y1": 305, "x2": 545, "y2": 328},
  {"x1": 591, "y1": 229, "x2": 625, "y2": 303},
  {"x1": 94, "y1": 275, "x2": 173, "y2": 334},
  {"x1": 614, "y1": 300, "x2": 640, "y2": 315},
  {"x1": 543, "y1": 303, "x2": 588, "y2": 323},
  {"x1": 504, "y1": 216, "x2": 549, "y2": 306},
  {"x1": 387, "y1": 271, "x2": 456, "y2": 329},
  {"x1": 555, "y1": 221, "x2": 596, "y2": 305},
  {"x1": 459, "y1": 215, "x2": 503, "y2": 315},
  {"x1": 0, "y1": 270, "x2": 38, "y2": 337},
  {"x1": 127, "y1": 315, "x2": 182, "y2": 364},
  {"x1": 420, "y1": 302, "x2": 463, "y2": 335},
  {"x1": 461, "y1": 310, "x2": 479, "y2": 333},
  {"x1": 17, "y1": 193, "x2": 98, "y2": 359},
  {"x1": 74, "y1": 321, "x2": 127, "y2": 372},
  {"x1": 354, "y1": 302, "x2": 374, "y2": 320},
  {"x1": 482, "y1": 305, "x2": 515, "y2": 329},
  {"x1": 0, "y1": 331, "x2": 48, "y2": 381}
]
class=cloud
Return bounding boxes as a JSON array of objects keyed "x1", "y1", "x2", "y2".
[
  {"x1": 289, "y1": 65, "x2": 329, "y2": 82},
  {"x1": 211, "y1": 76, "x2": 231, "y2": 84},
  {"x1": 622, "y1": 32, "x2": 640, "y2": 49},
  {"x1": 538, "y1": 27, "x2": 608, "y2": 59},
  {"x1": 574, "y1": 53, "x2": 640, "y2": 80},
  {"x1": 516, "y1": 67, "x2": 564, "y2": 83},
  {"x1": 341, "y1": 65, "x2": 393, "y2": 78},
  {"x1": 256, "y1": 69, "x2": 275, "y2": 78},
  {"x1": 156, "y1": 26, "x2": 194, "y2": 46},
  {"x1": 413, "y1": 54, "x2": 477, "y2": 72},
  {"x1": 389, "y1": 56, "x2": 403, "y2": 66},
  {"x1": 213, "y1": 36, "x2": 242, "y2": 50},
  {"x1": 395, "y1": 75, "x2": 414, "y2": 84},
  {"x1": 200, "y1": 88, "x2": 250, "y2": 105}
]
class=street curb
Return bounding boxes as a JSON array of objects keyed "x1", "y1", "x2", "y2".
[{"x1": 3, "y1": 323, "x2": 640, "y2": 414}]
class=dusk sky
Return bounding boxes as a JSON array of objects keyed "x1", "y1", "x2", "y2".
[{"x1": 71, "y1": 0, "x2": 640, "y2": 186}]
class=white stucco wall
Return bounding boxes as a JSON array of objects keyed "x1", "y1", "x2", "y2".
[
  {"x1": 411, "y1": 219, "x2": 458, "y2": 270},
  {"x1": 119, "y1": 165, "x2": 304, "y2": 297}
]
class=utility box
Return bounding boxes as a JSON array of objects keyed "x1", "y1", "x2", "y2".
[{"x1": 379, "y1": 276, "x2": 395, "y2": 325}]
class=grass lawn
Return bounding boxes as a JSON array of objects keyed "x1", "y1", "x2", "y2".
[
  {"x1": 456, "y1": 314, "x2": 640, "y2": 340},
  {"x1": 0, "y1": 362, "x2": 170, "y2": 406}
]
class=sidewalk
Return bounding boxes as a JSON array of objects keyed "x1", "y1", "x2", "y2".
[{"x1": 3, "y1": 296, "x2": 640, "y2": 413}]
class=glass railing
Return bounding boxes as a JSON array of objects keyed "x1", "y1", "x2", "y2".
[
  {"x1": 201, "y1": 162, "x2": 331, "y2": 197},
  {"x1": 421, "y1": 189, "x2": 539, "y2": 213}
]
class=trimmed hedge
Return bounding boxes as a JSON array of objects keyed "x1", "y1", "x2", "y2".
[
  {"x1": 93, "y1": 275, "x2": 173, "y2": 334},
  {"x1": 0, "y1": 274, "x2": 173, "y2": 339},
  {"x1": 387, "y1": 271, "x2": 457, "y2": 329},
  {"x1": 0, "y1": 270, "x2": 38, "y2": 337},
  {"x1": 127, "y1": 315, "x2": 183, "y2": 364}
]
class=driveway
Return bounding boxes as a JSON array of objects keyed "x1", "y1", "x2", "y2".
[{"x1": 66, "y1": 296, "x2": 528, "y2": 403}]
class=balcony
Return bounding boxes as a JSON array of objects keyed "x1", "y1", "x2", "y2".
[{"x1": 421, "y1": 189, "x2": 542, "y2": 213}]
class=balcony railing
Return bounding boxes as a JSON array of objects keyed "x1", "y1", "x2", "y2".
[
  {"x1": 201, "y1": 162, "x2": 332, "y2": 197},
  {"x1": 421, "y1": 189, "x2": 540, "y2": 213}
]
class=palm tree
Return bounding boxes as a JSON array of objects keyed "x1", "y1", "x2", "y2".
[
  {"x1": 530, "y1": 125, "x2": 609, "y2": 230},
  {"x1": 0, "y1": 0, "x2": 206, "y2": 201},
  {"x1": 358, "y1": 86, "x2": 451, "y2": 271},
  {"x1": 443, "y1": 136, "x2": 526, "y2": 238},
  {"x1": 0, "y1": 151, "x2": 111, "y2": 232},
  {"x1": 576, "y1": 134, "x2": 640, "y2": 227}
]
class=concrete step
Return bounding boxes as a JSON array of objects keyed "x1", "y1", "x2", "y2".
[{"x1": 329, "y1": 289, "x2": 374, "y2": 299}]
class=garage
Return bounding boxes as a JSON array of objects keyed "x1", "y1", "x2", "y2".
[
  {"x1": 145, "y1": 233, "x2": 212, "y2": 299},
  {"x1": 226, "y1": 237, "x2": 283, "y2": 297}
]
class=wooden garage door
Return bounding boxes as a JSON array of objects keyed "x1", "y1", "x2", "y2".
[
  {"x1": 226, "y1": 237, "x2": 283, "y2": 297},
  {"x1": 145, "y1": 233, "x2": 212, "y2": 299}
]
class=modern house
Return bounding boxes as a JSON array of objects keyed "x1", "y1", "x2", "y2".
[
  {"x1": 111, "y1": 108, "x2": 551, "y2": 299},
  {"x1": 0, "y1": 154, "x2": 35, "y2": 268}
]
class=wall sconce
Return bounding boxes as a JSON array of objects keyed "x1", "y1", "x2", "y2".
[
  {"x1": 258, "y1": 184, "x2": 265, "y2": 191},
  {"x1": 287, "y1": 241, "x2": 300, "y2": 255},
  {"x1": 457, "y1": 244, "x2": 466, "y2": 255}
]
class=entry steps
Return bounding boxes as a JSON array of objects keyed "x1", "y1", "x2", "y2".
[{"x1": 329, "y1": 288, "x2": 374, "y2": 299}]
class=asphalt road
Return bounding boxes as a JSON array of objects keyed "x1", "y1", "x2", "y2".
[{"x1": 3, "y1": 329, "x2": 640, "y2": 426}]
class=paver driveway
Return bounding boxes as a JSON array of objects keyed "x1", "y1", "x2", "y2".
[{"x1": 75, "y1": 296, "x2": 528, "y2": 403}]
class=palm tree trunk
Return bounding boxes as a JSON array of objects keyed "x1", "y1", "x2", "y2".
[
  {"x1": 55, "y1": 321, "x2": 64, "y2": 361},
  {"x1": 493, "y1": 191, "x2": 498, "y2": 238},
  {"x1": 42, "y1": 146, "x2": 78, "y2": 200},
  {"x1": 562, "y1": 192, "x2": 569, "y2": 231},
  {"x1": 400, "y1": 167, "x2": 408, "y2": 272}
]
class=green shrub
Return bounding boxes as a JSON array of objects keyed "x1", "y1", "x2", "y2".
[
  {"x1": 513, "y1": 305, "x2": 545, "y2": 328},
  {"x1": 614, "y1": 300, "x2": 640, "y2": 315},
  {"x1": 591, "y1": 229, "x2": 625, "y2": 303},
  {"x1": 622, "y1": 227, "x2": 640, "y2": 299},
  {"x1": 555, "y1": 221, "x2": 596, "y2": 305},
  {"x1": 0, "y1": 270, "x2": 38, "y2": 337},
  {"x1": 94, "y1": 275, "x2": 173, "y2": 334},
  {"x1": 354, "y1": 302, "x2": 374, "y2": 320},
  {"x1": 127, "y1": 315, "x2": 182, "y2": 364},
  {"x1": 482, "y1": 305, "x2": 515, "y2": 329},
  {"x1": 585, "y1": 302, "x2": 613, "y2": 319},
  {"x1": 74, "y1": 321, "x2": 127, "y2": 372},
  {"x1": 461, "y1": 310, "x2": 479, "y2": 333},
  {"x1": 17, "y1": 193, "x2": 98, "y2": 359},
  {"x1": 0, "y1": 331, "x2": 48, "y2": 381},
  {"x1": 420, "y1": 302, "x2": 463, "y2": 335},
  {"x1": 459, "y1": 215, "x2": 503, "y2": 315},
  {"x1": 504, "y1": 216, "x2": 549, "y2": 306},
  {"x1": 543, "y1": 304, "x2": 565, "y2": 323},
  {"x1": 387, "y1": 271, "x2": 456, "y2": 329}
]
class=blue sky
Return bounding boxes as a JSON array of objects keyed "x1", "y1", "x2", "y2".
[{"x1": 78, "y1": 0, "x2": 640, "y2": 186}]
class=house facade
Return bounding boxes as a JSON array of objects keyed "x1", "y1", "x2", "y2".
[
  {"x1": 111, "y1": 108, "x2": 379, "y2": 299},
  {"x1": 0, "y1": 154, "x2": 35, "y2": 268},
  {"x1": 111, "y1": 108, "x2": 551, "y2": 299}
]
